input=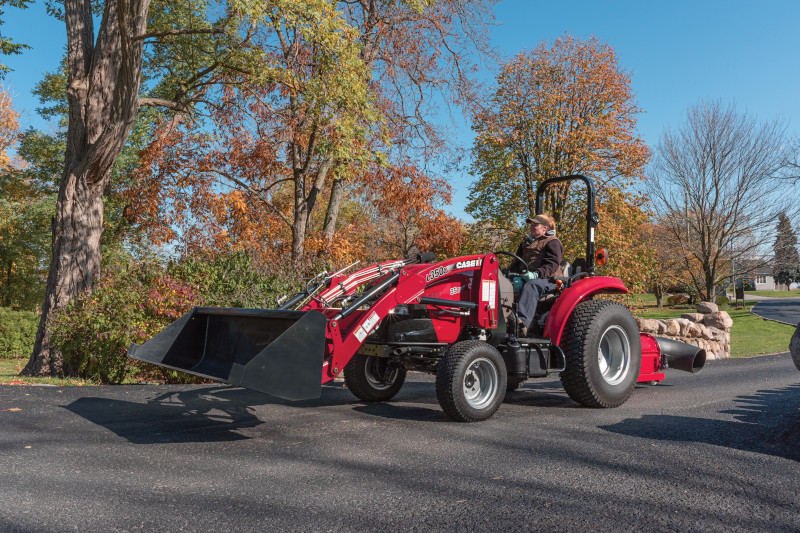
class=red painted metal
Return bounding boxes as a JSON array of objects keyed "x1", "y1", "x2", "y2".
[
  {"x1": 542, "y1": 276, "x2": 629, "y2": 345},
  {"x1": 299, "y1": 254, "x2": 663, "y2": 387},
  {"x1": 303, "y1": 254, "x2": 497, "y2": 384},
  {"x1": 637, "y1": 333, "x2": 666, "y2": 383}
]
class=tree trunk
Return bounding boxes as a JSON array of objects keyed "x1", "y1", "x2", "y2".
[
  {"x1": 290, "y1": 157, "x2": 333, "y2": 263},
  {"x1": 25, "y1": 191, "x2": 105, "y2": 375},
  {"x1": 22, "y1": 0, "x2": 149, "y2": 376},
  {"x1": 653, "y1": 283, "x2": 663, "y2": 308},
  {"x1": 3, "y1": 260, "x2": 11, "y2": 307},
  {"x1": 322, "y1": 177, "x2": 345, "y2": 241}
]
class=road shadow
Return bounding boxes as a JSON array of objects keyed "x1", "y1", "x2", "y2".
[
  {"x1": 502, "y1": 380, "x2": 578, "y2": 408},
  {"x1": 600, "y1": 383, "x2": 800, "y2": 462},
  {"x1": 63, "y1": 383, "x2": 356, "y2": 444}
]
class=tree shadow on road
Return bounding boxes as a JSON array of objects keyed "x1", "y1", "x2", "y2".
[{"x1": 600, "y1": 383, "x2": 800, "y2": 462}]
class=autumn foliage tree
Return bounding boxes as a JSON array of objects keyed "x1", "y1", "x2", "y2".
[
  {"x1": 18, "y1": 0, "x2": 489, "y2": 376},
  {"x1": 467, "y1": 34, "x2": 650, "y2": 286},
  {"x1": 0, "y1": 86, "x2": 17, "y2": 166},
  {"x1": 0, "y1": 88, "x2": 53, "y2": 310},
  {"x1": 128, "y1": 0, "x2": 489, "y2": 267}
]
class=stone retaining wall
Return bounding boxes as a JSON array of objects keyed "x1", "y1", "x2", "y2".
[{"x1": 636, "y1": 302, "x2": 732, "y2": 360}]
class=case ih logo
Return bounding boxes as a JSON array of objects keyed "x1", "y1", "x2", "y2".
[
  {"x1": 455, "y1": 259, "x2": 482, "y2": 270},
  {"x1": 426, "y1": 259, "x2": 482, "y2": 282}
]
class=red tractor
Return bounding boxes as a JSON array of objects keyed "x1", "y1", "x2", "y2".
[{"x1": 129, "y1": 175, "x2": 705, "y2": 422}]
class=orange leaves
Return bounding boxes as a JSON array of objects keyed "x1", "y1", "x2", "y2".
[
  {"x1": 144, "y1": 274, "x2": 199, "y2": 320},
  {"x1": 353, "y1": 159, "x2": 465, "y2": 259},
  {"x1": 0, "y1": 87, "x2": 20, "y2": 169},
  {"x1": 468, "y1": 33, "x2": 651, "y2": 268}
]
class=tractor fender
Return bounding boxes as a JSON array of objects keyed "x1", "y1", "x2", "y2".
[{"x1": 543, "y1": 276, "x2": 629, "y2": 345}]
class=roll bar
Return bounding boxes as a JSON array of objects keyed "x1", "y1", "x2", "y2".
[{"x1": 534, "y1": 174, "x2": 599, "y2": 275}]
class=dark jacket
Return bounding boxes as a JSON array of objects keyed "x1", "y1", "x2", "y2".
[{"x1": 514, "y1": 232, "x2": 564, "y2": 278}]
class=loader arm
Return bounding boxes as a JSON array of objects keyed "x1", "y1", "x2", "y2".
[{"x1": 316, "y1": 254, "x2": 500, "y2": 382}]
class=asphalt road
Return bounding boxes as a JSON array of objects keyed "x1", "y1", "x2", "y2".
[
  {"x1": 2, "y1": 353, "x2": 799, "y2": 532},
  {"x1": 751, "y1": 297, "x2": 800, "y2": 326}
]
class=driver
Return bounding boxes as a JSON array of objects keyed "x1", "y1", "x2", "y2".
[{"x1": 514, "y1": 213, "x2": 563, "y2": 336}]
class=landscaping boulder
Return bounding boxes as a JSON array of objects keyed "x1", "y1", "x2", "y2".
[
  {"x1": 674, "y1": 318, "x2": 692, "y2": 336},
  {"x1": 697, "y1": 301, "x2": 719, "y2": 314},
  {"x1": 685, "y1": 321, "x2": 702, "y2": 338},
  {"x1": 703, "y1": 311, "x2": 733, "y2": 330},
  {"x1": 681, "y1": 313, "x2": 706, "y2": 323},
  {"x1": 665, "y1": 319, "x2": 681, "y2": 336},
  {"x1": 636, "y1": 318, "x2": 660, "y2": 334},
  {"x1": 791, "y1": 323, "x2": 800, "y2": 372}
]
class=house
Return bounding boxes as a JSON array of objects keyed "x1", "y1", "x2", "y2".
[{"x1": 734, "y1": 258, "x2": 777, "y2": 291}]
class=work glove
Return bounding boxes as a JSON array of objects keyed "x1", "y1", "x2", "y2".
[{"x1": 522, "y1": 271, "x2": 539, "y2": 281}]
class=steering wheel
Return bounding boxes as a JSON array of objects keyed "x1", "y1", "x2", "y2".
[{"x1": 493, "y1": 251, "x2": 528, "y2": 277}]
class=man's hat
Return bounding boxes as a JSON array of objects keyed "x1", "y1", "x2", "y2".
[{"x1": 525, "y1": 215, "x2": 550, "y2": 227}]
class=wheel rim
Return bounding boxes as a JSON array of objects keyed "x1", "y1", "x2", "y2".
[
  {"x1": 365, "y1": 357, "x2": 399, "y2": 391},
  {"x1": 462, "y1": 357, "x2": 499, "y2": 409},
  {"x1": 597, "y1": 325, "x2": 631, "y2": 386}
]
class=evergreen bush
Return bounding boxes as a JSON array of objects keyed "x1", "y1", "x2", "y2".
[{"x1": 0, "y1": 308, "x2": 38, "y2": 359}]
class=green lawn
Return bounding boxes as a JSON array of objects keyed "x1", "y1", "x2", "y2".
[
  {"x1": 631, "y1": 298, "x2": 794, "y2": 357},
  {"x1": 745, "y1": 290, "x2": 800, "y2": 298},
  {"x1": 0, "y1": 357, "x2": 92, "y2": 386}
]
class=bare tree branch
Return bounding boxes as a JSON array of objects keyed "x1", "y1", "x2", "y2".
[{"x1": 648, "y1": 100, "x2": 800, "y2": 298}]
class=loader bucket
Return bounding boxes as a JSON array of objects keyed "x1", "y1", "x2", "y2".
[{"x1": 127, "y1": 307, "x2": 327, "y2": 400}]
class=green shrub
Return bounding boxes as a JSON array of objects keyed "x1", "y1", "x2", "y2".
[
  {"x1": 0, "y1": 307, "x2": 38, "y2": 359},
  {"x1": 169, "y1": 249, "x2": 303, "y2": 308},
  {"x1": 50, "y1": 248, "x2": 305, "y2": 383},
  {"x1": 50, "y1": 259, "x2": 174, "y2": 383},
  {"x1": 667, "y1": 293, "x2": 689, "y2": 306},
  {"x1": 715, "y1": 293, "x2": 729, "y2": 308}
]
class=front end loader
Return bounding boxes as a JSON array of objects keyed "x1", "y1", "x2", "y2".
[{"x1": 129, "y1": 175, "x2": 705, "y2": 422}]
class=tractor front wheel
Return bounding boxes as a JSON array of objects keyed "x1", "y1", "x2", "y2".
[
  {"x1": 436, "y1": 341, "x2": 507, "y2": 422},
  {"x1": 560, "y1": 299, "x2": 641, "y2": 408},
  {"x1": 344, "y1": 353, "x2": 406, "y2": 402}
]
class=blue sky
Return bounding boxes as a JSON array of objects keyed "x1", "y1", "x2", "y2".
[{"x1": 3, "y1": 0, "x2": 799, "y2": 218}]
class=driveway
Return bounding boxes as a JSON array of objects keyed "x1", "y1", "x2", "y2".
[
  {"x1": 2, "y1": 353, "x2": 799, "y2": 532},
  {"x1": 750, "y1": 296, "x2": 800, "y2": 326}
]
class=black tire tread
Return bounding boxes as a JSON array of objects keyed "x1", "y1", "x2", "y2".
[
  {"x1": 559, "y1": 299, "x2": 640, "y2": 408},
  {"x1": 344, "y1": 353, "x2": 406, "y2": 402},
  {"x1": 435, "y1": 340, "x2": 506, "y2": 422}
]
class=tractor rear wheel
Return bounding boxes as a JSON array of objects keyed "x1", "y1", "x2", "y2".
[
  {"x1": 560, "y1": 299, "x2": 641, "y2": 408},
  {"x1": 436, "y1": 341, "x2": 507, "y2": 422},
  {"x1": 344, "y1": 353, "x2": 406, "y2": 402}
]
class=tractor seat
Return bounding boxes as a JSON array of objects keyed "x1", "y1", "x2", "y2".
[
  {"x1": 571, "y1": 257, "x2": 587, "y2": 276},
  {"x1": 560, "y1": 260, "x2": 571, "y2": 277}
]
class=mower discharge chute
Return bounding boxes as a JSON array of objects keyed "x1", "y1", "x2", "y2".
[{"x1": 128, "y1": 175, "x2": 705, "y2": 422}]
